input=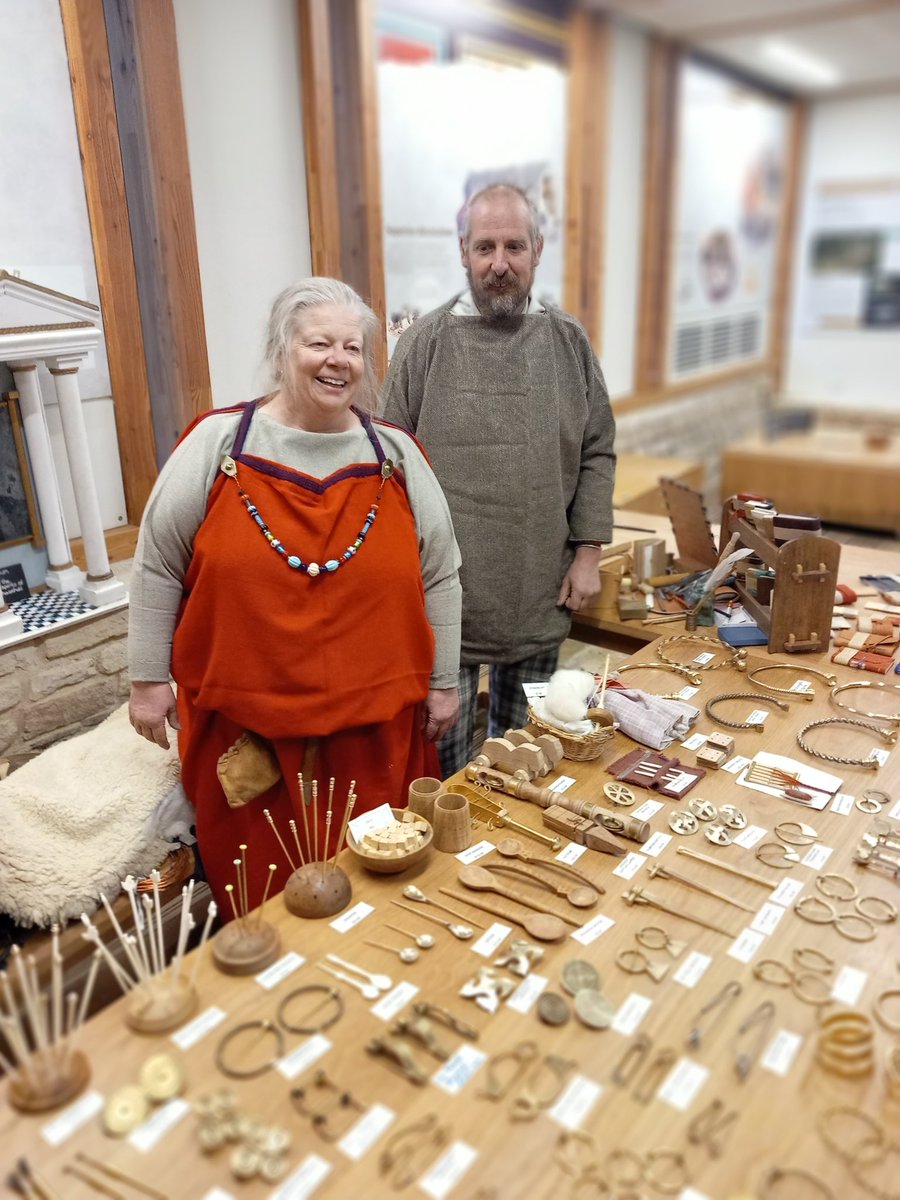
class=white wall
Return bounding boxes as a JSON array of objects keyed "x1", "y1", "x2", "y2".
[
  {"x1": 786, "y1": 92, "x2": 900, "y2": 411},
  {"x1": 601, "y1": 21, "x2": 647, "y2": 399},
  {"x1": 173, "y1": 0, "x2": 312, "y2": 407},
  {"x1": 0, "y1": 0, "x2": 126, "y2": 545}
]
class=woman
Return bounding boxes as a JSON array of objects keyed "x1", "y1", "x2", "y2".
[{"x1": 128, "y1": 279, "x2": 461, "y2": 914}]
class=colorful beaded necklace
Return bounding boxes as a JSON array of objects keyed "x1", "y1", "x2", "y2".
[{"x1": 220, "y1": 453, "x2": 394, "y2": 577}]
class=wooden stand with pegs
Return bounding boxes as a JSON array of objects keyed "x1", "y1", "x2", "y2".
[
  {"x1": 212, "y1": 848, "x2": 282, "y2": 976},
  {"x1": 269, "y1": 779, "x2": 356, "y2": 919}
]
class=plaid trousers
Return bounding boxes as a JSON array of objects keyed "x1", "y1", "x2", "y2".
[{"x1": 438, "y1": 647, "x2": 560, "y2": 779}]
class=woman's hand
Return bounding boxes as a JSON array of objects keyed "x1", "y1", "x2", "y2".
[
  {"x1": 422, "y1": 686, "x2": 460, "y2": 742},
  {"x1": 129, "y1": 681, "x2": 180, "y2": 749}
]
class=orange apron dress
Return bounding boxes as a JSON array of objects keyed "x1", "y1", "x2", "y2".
[{"x1": 171, "y1": 402, "x2": 438, "y2": 914}]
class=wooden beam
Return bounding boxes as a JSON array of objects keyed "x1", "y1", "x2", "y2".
[
  {"x1": 688, "y1": 0, "x2": 900, "y2": 42},
  {"x1": 129, "y1": 0, "x2": 212, "y2": 440},
  {"x1": 298, "y1": 0, "x2": 342, "y2": 279},
  {"x1": 770, "y1": 99, "x2": 808, "y2": 394},
  {"x1": 563, "y1": 9, "x2": 609, "y2": 349},
  {"x1": 355, "y1": 0, "x2": 388, "y2": 380},
  {"x1": 59, "y1": 0, "x2": 158, "y2": 526},
  {"x1": 634, "y1": 38, "x2": 680, "y2": 392}
]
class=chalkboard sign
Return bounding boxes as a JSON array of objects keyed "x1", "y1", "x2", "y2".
[{"x1": 0, "y1": 563, "x2": 29, "y2": 604}]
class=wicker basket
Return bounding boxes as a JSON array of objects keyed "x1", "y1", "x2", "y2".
[{"x1": 527, "y1": 706, "x2": 615, "y2": 762}]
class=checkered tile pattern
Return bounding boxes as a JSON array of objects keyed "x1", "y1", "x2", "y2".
[{"x1": 9, "y1": 589, "x2": 96, "y2": 633}]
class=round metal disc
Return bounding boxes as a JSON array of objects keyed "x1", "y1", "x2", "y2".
[
  {"x1": 103, "y1": 1084, "x2": 150, "y2": 1136},
  {"x1": 574, "y1": 989, "x2": 615, "y2": 1030},
  {"x1": 537, "y1": 992, "x2": 571, "y2": 1027},
  {"x1": 561, "y1": 959, "x2": 600, "y2": 996},
  {"x1": 668, "y1": 811, "x2": 699, "y2": 835},
  {"x1": 603, "y1": 782, "x2": 635, "y2": 807},
  {"x1": 139, "y1": 1052, "x2": 184, "y2": 1102},
  {"x1": 704, "y1": 823, "x2": 732, "y2": 845}
]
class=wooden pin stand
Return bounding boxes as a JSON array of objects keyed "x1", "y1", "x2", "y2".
[
  {"x1": 7, "y1": 1049, "x2": 91, "y2": 1114},
  {"x1": 720, "y1": 501, "x2": 841, "y2": 655},
  {"x1": 125, "y1": 977, "x2": 198, "y2": 1035},
  {"x1": 283, "y1": 862, "x2": 352, "y2": 919},
  {"x1": 212, "y1": 919, "x2": 281, "y2": 976}
]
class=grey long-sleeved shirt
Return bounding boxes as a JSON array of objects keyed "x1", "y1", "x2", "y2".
[{"x1": 128, "y1": 406, "x2": 462, "y2": 689}]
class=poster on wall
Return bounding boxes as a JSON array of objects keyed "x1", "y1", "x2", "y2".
[
  {"x1": 377, "y1": 59, "x2": 567, "y2": 354},
  {"x1": 799, "y1": 182, "x2": 900, "y2": 332},
  {"x1": 669, "y1": 60, "x2": 789, "y2": 379}
]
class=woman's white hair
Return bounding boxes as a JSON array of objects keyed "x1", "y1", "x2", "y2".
[{"x1": 263, "y1": 277, "x2": 380, "y2": 414}]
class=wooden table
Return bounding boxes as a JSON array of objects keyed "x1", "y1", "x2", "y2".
[
  {"x1": 5, "y1": 615, "x2": 900, "y2": 1199},
  {"x1": 721, "y1": 429, "x2": 900, "y2": 533},
  {"x1": 614, "y1": 454, "x2": 705, "y2": 516}
]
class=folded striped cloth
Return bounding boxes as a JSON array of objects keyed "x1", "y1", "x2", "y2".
[{"x1": 601, "y1": 679, "x2": 700, "y2": 750}]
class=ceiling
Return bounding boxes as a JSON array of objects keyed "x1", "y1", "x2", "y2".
[{"x1": 584, "y1": 0, "x2": 900, "y2": 96}]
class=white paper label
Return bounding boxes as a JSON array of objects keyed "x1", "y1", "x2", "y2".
[
  {"x1": 431, "y1": 1044, "x2": 488, "y2": 1095},
  {"x1": 733, "y1": 824, "x2": 767, "y2": 848},
  {"x1": 613, "y1": 851, "x2": 647, "y2": 879},
  {"x1": 632, "y1": 799, "x2": 665, "y2": 821},
  {"x1": 471, "y1": 922, "x2": 512, "y2": 957},
  {"x1": 747, "y1": 708, "x2": 769, "y2": 724},
  {"x1": 665, "y1": 771, "x2": 695, "y2": 795},
  {"x1": 752, "y1": 901, "x2": 787, "y2": 937},
  {"x1": 722, "y1": 755, "x2": 751, "y2": 774},
  {"x1": 571, "y1": 913, "x2": 615, "y2": 945},
  {"x1": 549, "y1": 775, "x2": 577, "y2": 794},
  {"x1": 41, "y1": 1090, "x2": 104, "y2": 1146},
  {"x1": 761, "y1": 1030, "x2": 803, "y2": 1077},
  {"x1": 418, "y1": 1142, "x2": 478, "y2": 1199},
  {"x1": 456, "y1": 840, "x2": 494, "y2": 864},
  {"x1": 681, "y1": 732, "x2": 707, "y2": 750},
  {"x1": 673, "y1": 951, "x2": 712, "y2": 988},
  {"x1": 641, "y1": 831, "x2": 672, "y2": 857},
  {"x1": 129, "y1": 1097, "x2": 190, "y2": 1152},
  {"x1": 557, "y1": 842, "x2": 588, "y2": 864},
  {"x1": 657, "y1": 1058, "x2": 709, "y2": 1111},
  {"x1": 770, "y1": 877, "x2": 804, "y2": 906},
  {"x1": 727, "y1": 928, "x2": 766, "y2": 963},
  {"x1": 522, "y1": 682, "x2": 548, "y2": 700},
  {"x1": 338, "y1": 1104, "x2": 395, "y2": 1161},
  {"x1": 681, "y1": 1191, "x2": 712, "y2": 1200},
  {"x1": 371, "y1": 981, "x2": 419, "y2": 1022},
  {"x1": 548, "y1": 1075, "x2": 603, "y2": 1131},
  {"x1": 679, "y1": 686, "x2": 700, "y2": 700},
  {"x1": 348, "y1": 803, "x2": 395, "y2": 841},
  {"x1": 276, "y1": 1034, "x2": 332, "y2": 1080},
  {"x1": 329, "y1": 901, "x2": 374, "y2": 933},
  {"x1": 256, "y1": 951, "x2": 305, "y2": 990},
  {"x1": 171, "y1": 1006, "x2": 227, "y2": 1050},
  {"x1": 832, "y1": 965, "x2": 868, "y2": 1006},
  {"x1": 890, "y1": 799, "x2": 900, "y2": 820},
  {"x1": 506, "y1": 973, "x2": 549, "y2": 1014},
  {"x1": 870, "y1": 748, "x2": 890, "y2": 766},
  {"x1": 790, "y1": 679, "x2": 813, "y2": 693},
  {"x1": 611, "y1": 992, "x2": 653, "y2": 1036},
  {"x1": 202, "y1": 1191, "x2": 235, "y2": 1200},
  {"x1": 694, "y1": 652, "x2": 715, "y2": 664},
  {"x1": 831, "y1": 792, "x2": 855, "y2": 815},
  {"x1": 270, "y1": 1153, "x2": 332, "y2": 1200},
  {"x1": 802, "y1": 844, "x2": 834, "y2": 870}
]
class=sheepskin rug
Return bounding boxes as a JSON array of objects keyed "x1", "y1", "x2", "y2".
[{"x1": 0, "y1": 702, "x2": 189, "y2": 927}]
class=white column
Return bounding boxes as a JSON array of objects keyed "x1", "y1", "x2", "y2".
[
  {"x1": 9, "y1": 363, "x2": 84, "y2": 594},
  {"x1": 47, "y1": 357, "x2": 127, "y2": 606}
]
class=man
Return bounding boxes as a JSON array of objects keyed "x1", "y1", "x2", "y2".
[{"x1": 381, "y1": 183, "x2": 616, "y2": 776}]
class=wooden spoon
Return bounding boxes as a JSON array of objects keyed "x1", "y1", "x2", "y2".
[
  {"x1": 438, "y1": 887, "x2": 568, "y2": 944},
  {"x1": 496, "y1": 837, "x2": 605, "y2": 894},
  {"x1": 487, "y1": 862, "x2": 598, "y2": 909},
  {"x1": 457, "y1": 865, "x2": 581, "y2": 928}
]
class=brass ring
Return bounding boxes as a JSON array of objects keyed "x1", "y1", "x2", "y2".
[
  {"x1": 277, "y1": 984, "x2": 344, "y2": 1034},
  {"x1": 833, "y1": 911, "x2": 877, "y2": 942},
  {"x1": 854, "y1": 894, "x2": 897, "y2": 924},
  {"x1": 817, "y1": 1106, "x2": 886, "y2": 1165},
  {"x1": 752, "y1": 959, "x2": 794, "y2": 988},
  {"x1": 791, "y1": 970, "x2": 833, "y2": 1006},
  {"x1": 815, "y1": 873, "x2": 858, "y2": 901},
  {"x1": 794, "y1": 895, "x2": 837, "y2": 925},
  {"x1": 759, "y1": 1166, "x2": 835, "y2": 1200},
  {"x1": 793, "y1": 946, "x2": 834, "y2": 975},
  {"x1": 214, "y1": 1019, "x2": 285, "y2": 1080},
  {"x1": 643, "y1": 1148, "x2": 689, "y2": 1196},
  {"x1": 873, "y1": 989, "x2": 900, "y2": 1034}
]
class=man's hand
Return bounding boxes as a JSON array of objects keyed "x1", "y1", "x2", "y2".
[
  {"x1": 557, "y1": 544, "x2": 604, "y2": 611},
  {"x1": 129, "y1": 681, "x2": 180, "y2": 749},
  {"x1": 422, "y1": 687, "x2": 460, "y2": 742}
]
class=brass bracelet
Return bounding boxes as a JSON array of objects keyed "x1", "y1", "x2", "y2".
[
  {"x1": 817, "y1": 1106, "x2": 886, "y2": 1165},
  {"x1": 655, "y1": 634, "x2": 748, "y2": 672},
  {"x1": 873, "y1": 989, "x2": 900, "y2": 1033},
  {"x1": 617, "y1": 661, "x2": 703, "y2": 688},
  {"x1": 797, "y1": 718, "x2": 897, "y2": 769},
  {"x1": 830, "y1": 680, "x2": 900, "y2": 724},
  {"x1": 215, "y1": 1019, "x2": 285, "y2": 1080},
  {"x1": 747, "y1": 663, "x2": 825, "y2": 700},
  {"x1": 794, "y1": 895, "x2": 837, "y2": 925},
  {"x1": 705, "y1": 692, "x2": 790, "y2": 731},
  {"x1": 815, "y1": 873, "x2": 858, "y2": 901},
  {"x1": 277, "y1": 984, "x2": 344, "y2": 1034},
  {"x1": 834, "y1": 911, "x2": 876, "y2": 942},
  {"x1": 760, "y1": 1166, "x2": 835, "y2": 1200},
  {"x1": 854, "y1": 895, "x2": 897, "y2": 924},
  {"x1": 791, "y1": 970, "x2": 833, "y2": 1006}
]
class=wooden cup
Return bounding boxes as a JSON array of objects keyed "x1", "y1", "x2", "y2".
[
  {"x1": 432, "y1": 793, "x2": 472, "y2": 854},
  {"x1": 408, "y1": 777, "x2": 443, "y2": 822}
]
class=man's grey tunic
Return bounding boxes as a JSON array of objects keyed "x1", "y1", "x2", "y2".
[{"x1": 381, "y1": 298, "x2": 616, "y2": 665}]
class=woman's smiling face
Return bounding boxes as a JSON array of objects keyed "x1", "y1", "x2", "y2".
[{"x1": 286, "y1": 303, "x2": 365, "y2": 430}]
